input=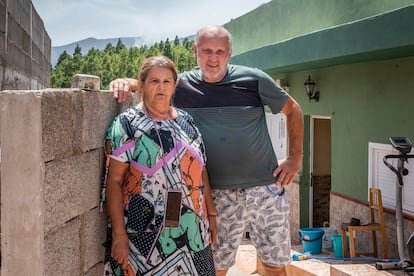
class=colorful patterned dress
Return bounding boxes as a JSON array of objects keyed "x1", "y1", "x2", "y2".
[{"x1": 102, "y1": 106, "x2": 215, "y2": 276}]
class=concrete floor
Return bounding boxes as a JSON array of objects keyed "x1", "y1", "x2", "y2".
[
  {"x1": 228, "y1": 265, "x2": 258, "y2": 276},
  {"x1": 227, "y1": 242, "x2": 409, "y2": 276}
]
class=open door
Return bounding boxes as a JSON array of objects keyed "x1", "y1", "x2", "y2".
[{"x1": 310, "y1": 117, "x2": 332, "y2": 227}]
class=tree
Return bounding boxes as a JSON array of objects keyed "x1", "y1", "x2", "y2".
[
  {"x1": 101, "y1": 55, "x2": 115, "y2": 89},
  {"x1": 56, "y1": 50, "x2": 71, "y2": 67},
  {"x1": 72, "y1": 44, "x2": 82, "y2": 73},
  {"x1": 50, "y1": 36, "x2": 196, "y2": 88},
  {"x1": 163, "y1": 38, "x2": 172, "y2": 59},
  {"x1": 81, "y1": 48, "x2": 102, "y2": 76},
  {"x1": 174, "y1": 36, "x2": 180, "y2": 46},
  {"x1": 146, "y1": 44, "x2": 161, "y2": 57},
  {"x1": 50, "y1": 56, "x2": 74, "y2": 88},
  {"x1": 157, "y1": 41, "x2": 164, "y2": 52},
  {"x1": 74, "y1": 44, "x2": 82, "y2": 55},
  {"x1": 104, "y1": 43, "x2": 115, "y2": 54},
  {"x1": 115, "y1": 39, "x2": 126, "y2": 53},
  {"x1": 182, "y1": 38, "x2": 193, "y2": 50}
]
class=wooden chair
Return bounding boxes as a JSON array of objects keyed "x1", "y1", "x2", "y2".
[{"x1": 341, "y1": 188, "x2": 387, "y2": 258}]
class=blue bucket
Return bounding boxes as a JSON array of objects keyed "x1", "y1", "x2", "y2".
[
  {"x1": 331, "y1": 234, "x2": 349, "y2": 257},
  {"x1": 299, "y1": 228, "x2": 324, "y2": 254}
]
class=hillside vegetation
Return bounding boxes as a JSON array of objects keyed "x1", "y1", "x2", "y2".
[{"x1": 51, "y1": 36, "x2": 195, "y2": 89}]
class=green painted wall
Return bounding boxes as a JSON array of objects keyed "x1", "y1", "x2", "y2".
[
  {"x1": 226, "y1": 0, "x2": 414, "y2": 56},
  {"x1": 229, "y1": 3, "x2": 414, "y2": 75},
  {"x1": 275, "y1": 56, "x2": 414, "y2": 201}
]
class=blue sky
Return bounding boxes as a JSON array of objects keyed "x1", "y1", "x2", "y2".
[{"x1": 32, "y1": 0, "x2": 269, "y2": 46}]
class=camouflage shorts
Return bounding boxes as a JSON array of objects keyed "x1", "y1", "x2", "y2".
[{"x1": 211, "y1": 183, "x2": 291, "y2": 270}]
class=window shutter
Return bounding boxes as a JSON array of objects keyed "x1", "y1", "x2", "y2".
[
  {"x1": 369, "y1": 142, "x2": 414, "y2": 215},
  {"x1": 266, "y1": 113, "x2": 287, "y2": 161}
]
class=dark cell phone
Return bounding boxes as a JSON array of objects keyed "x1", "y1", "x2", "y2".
[{"x1": 164, "y1": 190, "x2": 182, "y2": 228}]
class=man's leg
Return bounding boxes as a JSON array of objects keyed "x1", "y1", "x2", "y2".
[
  {"x1": 211, "y1": 189, "x2": 247, "y2": 275},
  {"x1": 215, "y1": 269, "x2": 228, "y2": 276},
  {"x1": 256, "y1": 257, "x2": 286, "y2": 276},
  {"x1": 247, "y1": 184, "x2": 291, "y2": 276}
]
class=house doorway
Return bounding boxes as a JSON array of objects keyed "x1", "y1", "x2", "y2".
[{"x1": 310, "y1": 117, "x2": 332, "y2": 227}]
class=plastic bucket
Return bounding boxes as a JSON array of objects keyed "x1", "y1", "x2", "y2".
[
  {"x1": 322, "y1": 223, "x2": 338, "y2": 249},
  {"x1": 331, "y1": 234, "x2": 349, "y2": 257},
  {"x1": 299, "y1": 228, "x2": 324, "y2": 254}
]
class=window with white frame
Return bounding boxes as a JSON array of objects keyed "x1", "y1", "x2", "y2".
[{"x1": 368, "y1": 142, "x2": 414, "y2": 216}]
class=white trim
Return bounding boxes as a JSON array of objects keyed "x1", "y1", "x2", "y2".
[
  {"x1": 309, "y1": 118, "x2": 315, "y2": 227},
  {"x1": 312, "y1": 115, "x2": 331, "y2": 120}
]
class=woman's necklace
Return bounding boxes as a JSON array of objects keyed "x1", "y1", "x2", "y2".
[
  {"x1": 142, "y1": 103, "x2": 173, "y2": 121},
  {"x1": 142, "y1": 103, "x2": 180, "y2": 190}
]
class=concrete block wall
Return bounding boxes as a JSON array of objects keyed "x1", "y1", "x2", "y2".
[
  {"x1": 0, "y1": 89, "x2": 139, "y2": 275},
  {"x1": 0, "y1": 0, "x2": 51, "y2": 90}
]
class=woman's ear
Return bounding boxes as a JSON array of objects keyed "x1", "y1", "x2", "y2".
[{"x1": 137, "y1": 81, "x2": 143, "y2": 91}]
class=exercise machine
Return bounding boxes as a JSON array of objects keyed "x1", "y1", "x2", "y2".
[{"x1": 376, "y1": 137, "x2": 414, "y2": 272}]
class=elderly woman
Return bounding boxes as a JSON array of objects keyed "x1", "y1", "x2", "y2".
[{"x1": 102, "y1": 56, "x2": 217, "y2": 276}]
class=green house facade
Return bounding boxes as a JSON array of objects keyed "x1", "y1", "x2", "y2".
[{"x1": 225, "y1": 0, "x2": 414, "y2": 257}]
